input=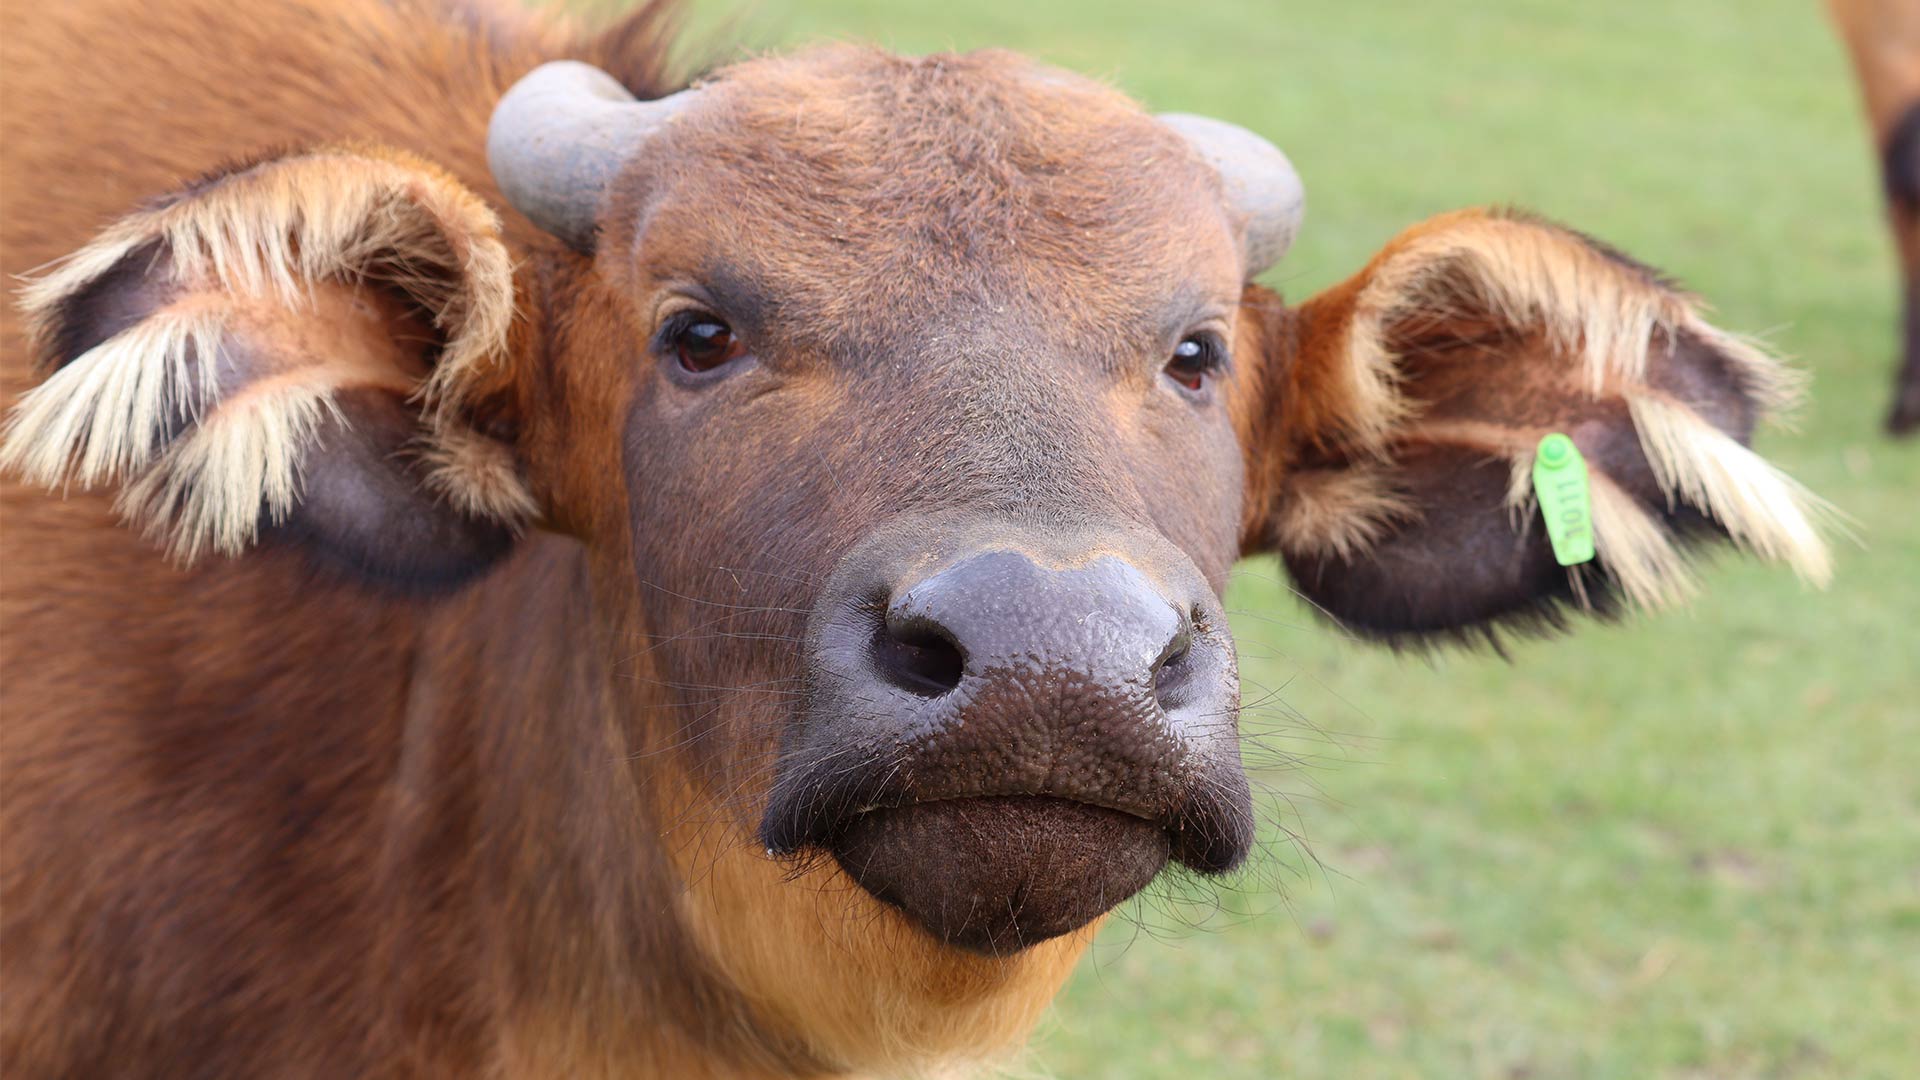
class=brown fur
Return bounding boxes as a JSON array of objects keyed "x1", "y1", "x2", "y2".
[{"x1": 0, "y1": 2, "x2": 1831, "y2": 1077}]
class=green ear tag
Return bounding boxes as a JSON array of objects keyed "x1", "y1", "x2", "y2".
[{"x1": 1532, "y1": 433, "x2": 1595, "y2": 567}]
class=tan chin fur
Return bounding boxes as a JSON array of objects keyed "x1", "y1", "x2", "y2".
[
  {"x1": 666, "y1": 817, "x2": 1090, "y2": 1080},
  {"x1": 1, "y1": 145, "x2": 528, "y2": 559},
  {"x1": 1288, "y1": 208, "x2": 1834, "y2": 610}
]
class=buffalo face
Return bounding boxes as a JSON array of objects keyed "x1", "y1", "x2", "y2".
[{"x1": 502, "y1": 48, "x2": 1284, "y2": 952}]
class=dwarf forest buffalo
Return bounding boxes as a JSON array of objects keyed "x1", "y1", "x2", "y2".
[
  {"x1": 0, "y1": 1, "x2": 1834, "y2": 1076},
  {"x1": 1829, "y1": 0, "x2": 1920, "y2": 434}
]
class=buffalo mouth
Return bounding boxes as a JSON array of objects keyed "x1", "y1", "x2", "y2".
[
  {"x1": 759, "y1": 761, "x2": 1252, "y2": 955},
  {"x1": 830, "y1": 795, "x2": 1169, "y2": 955}
]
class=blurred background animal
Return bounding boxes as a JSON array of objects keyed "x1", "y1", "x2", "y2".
[{"x1": 1828, "y1": 0, "x2": 1920, "y2": 434}]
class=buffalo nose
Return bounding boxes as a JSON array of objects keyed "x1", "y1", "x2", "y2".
[{"x1": 874, "y1": 551, "x2": 1199, "y2": 709}]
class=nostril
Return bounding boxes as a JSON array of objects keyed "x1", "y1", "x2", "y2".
[
  {"x1": 872, "y1": 618, "x2": 966, "y2": 698},
  {"x1": 1150, "y1": 625, "x2": 1195, "y2": 705}
]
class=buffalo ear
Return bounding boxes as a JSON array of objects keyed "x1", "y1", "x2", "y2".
[
  {"x1": 1248, "y1": 208, "x2": 1833, "y2": 647},
  {"x1": 0, "y1": 145, "x2": 535, "y2": 589}
]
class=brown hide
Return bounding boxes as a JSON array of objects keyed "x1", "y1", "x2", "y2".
[{"x1": 1827, "y1": 0, "x2": 1920, "y2": 433}]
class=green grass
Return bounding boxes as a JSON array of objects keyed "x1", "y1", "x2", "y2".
[{"x1": 680, "y1": 1, "x2": 1920, "y2": 1075}]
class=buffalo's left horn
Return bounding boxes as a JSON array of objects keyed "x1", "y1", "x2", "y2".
[
  {"x1": 1157, "y1": 113, "x2": 1305, "y2": 279},
  {"x1": 487, "y1": 61, "x2": 697, "y2": 252}
]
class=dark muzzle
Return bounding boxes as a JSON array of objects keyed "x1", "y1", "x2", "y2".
[{"x1": 761, "y1": 536, "x2": 1252, "y2": 954}]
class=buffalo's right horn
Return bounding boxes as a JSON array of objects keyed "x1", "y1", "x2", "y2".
[{"x1": 487, "y1": 61, "x2": 698, "y2": 252}]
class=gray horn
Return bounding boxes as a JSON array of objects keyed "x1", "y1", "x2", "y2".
[
  {"x1": 1158, "y1": 113, "x2": 1305, "y2": 279},
  {"x1": 487, "y1": 61, "x2": 697, "y2": 252}
]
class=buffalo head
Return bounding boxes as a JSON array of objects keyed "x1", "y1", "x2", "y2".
[{"x1": 485, "y1": 49, "x2": 1304, "y2": 954}]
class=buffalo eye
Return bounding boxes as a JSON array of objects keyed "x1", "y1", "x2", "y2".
[
  {"x1": 666, "y1": 312, "x2": 747, "y2": 374},
  {"x1": 1165, "y1": 334, "x2": 1223, "y2": 393}
]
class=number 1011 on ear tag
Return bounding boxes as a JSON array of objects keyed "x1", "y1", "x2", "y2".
[{"x1": 1532, "y1": 432, "x2": 1595, "y2": 567}]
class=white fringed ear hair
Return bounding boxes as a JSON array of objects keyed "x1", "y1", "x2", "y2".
[
  {"x1": 1261, "y1": 208, "x2": 1834, "y2": 645},
  {"x1": 2, "y1": 145, "x2": 531, "y2": 582}
]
